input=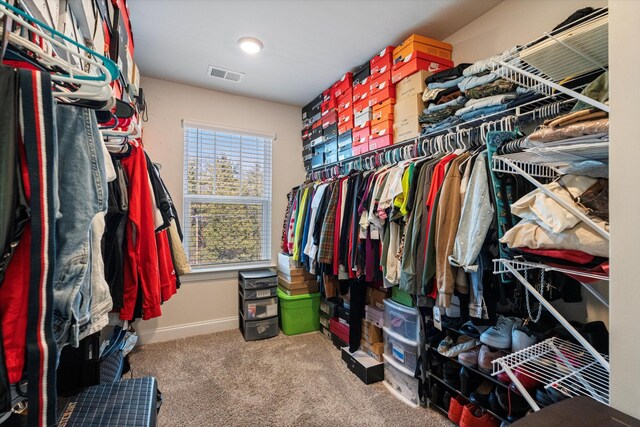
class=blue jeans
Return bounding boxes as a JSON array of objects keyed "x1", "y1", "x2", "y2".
[{"x1": 53, "y1": 105, "x2": 108, "y2": 348}]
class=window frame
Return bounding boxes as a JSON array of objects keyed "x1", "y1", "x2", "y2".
[{"x1": 181, "y1": 120, "x2": 274, "y2": 270}]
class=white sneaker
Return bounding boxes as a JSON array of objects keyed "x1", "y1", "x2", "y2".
[
  {"x1": 480, "y1": 316, "x2": 523, "y2": 349},
  {"x1": 512, "y1": 327, "x2": 537, "y2": 352}
]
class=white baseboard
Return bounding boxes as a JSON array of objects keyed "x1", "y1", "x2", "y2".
[{"x1": 137, "y1": 316, "x2": 238, "y2": 345}]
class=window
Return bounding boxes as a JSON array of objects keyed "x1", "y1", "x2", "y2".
[{"x1": 183, "y1": 122, "x2": 272, "y2": 268}]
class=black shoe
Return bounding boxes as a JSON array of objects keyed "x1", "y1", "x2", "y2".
[
  {"x1": 460, "y1": 367, "x2": 481, "y2": 397},
  {"x1": 535, "y1": 387, "x2": 555, "y2": 408},
  {"x1": 443, "y1": 362, "x2": 461, "y2": 391},
  {"x1": 469, "y1": 381, "x2": 494, "y2": 408},
  {"x1": 431, "y1": 383, "x2": 443, "y2": 407},
  {"x1": 495, "y1": 387, "x2": 530, "y2": 416},
  {"x1": 582, "y1": 321, "x2": 609, "y2": 355},
  {"x1": 443, "y1": 390, "x2": 452, "y2": 411}
]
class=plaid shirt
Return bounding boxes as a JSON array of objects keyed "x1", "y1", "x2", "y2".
[{"x1": 318, "y1": 182, "x2": 338, "y2": 264}]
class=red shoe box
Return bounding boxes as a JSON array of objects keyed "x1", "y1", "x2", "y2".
[
  {"x1": 312, "y1": 119, "x2": 322, "y2": 129},
  {"x1": 370, "y1": 46, "x2": 394, "y2": 75},
  {"x1": 333, "y1": 72, "x2": 353, "y2": 99},
  {"x1": 353, "y1": 81, "x2": 371, "y2": 103},
  {"x1": 369, "y1": 134, "x2": 393, "y2": 151},
  {"x1": 330, "y1": 318, "x2": 349, "y2": 343},
  {"x1": 322, "y1": 110, "x2": 338, "y2": 128},
  {"x1": 391, "y1": 51, "x2": 453, "y2": 84},
  {"x1": 353, "y1": 96, "x2": 370, "y2": 115},
  {"x1": 368, "y1": 86, "x2": 396, "y2": 107},
  {"x1": 369, "y1": 71, "x2": 392, "y2": 96},
  {"x1": 322, "y1": 87, "x2": 333, "y2": 102},
  {"x1": 338, "y1": 119, "x2": 354, "y2": 135},
  {"x1": 352, "y1": 126, "x2": 371, "y2": 145},
  {"x1": 370, "y1": 119, "x2": 393, "y2": 138},
  {"x1": 321, "y1": 98, "x2": 337, "y2": 116},
  {"x1": 337, "y1": 90, "x2": 353, "y2": 113}
]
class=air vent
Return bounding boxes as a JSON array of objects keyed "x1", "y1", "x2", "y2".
[{"x1": 207, "y1": 65, "x2": 245, "y2": 83}]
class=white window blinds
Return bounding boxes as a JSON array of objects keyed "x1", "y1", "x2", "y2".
[{"x1": 183, "y1": 124, "x2": 273, "y2": 268}]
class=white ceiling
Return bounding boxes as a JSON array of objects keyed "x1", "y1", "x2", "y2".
[{"x1": 128, "y1": 0, "x2": 502, "y2": 107}]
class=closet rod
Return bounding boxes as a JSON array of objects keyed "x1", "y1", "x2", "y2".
[{"x1": 309, "y1": 96, "x2": 575, "y2": 176}]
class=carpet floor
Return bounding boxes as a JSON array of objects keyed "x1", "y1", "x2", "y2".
[{"x1": 129, "y1": 329, "x2": 454, "y2": 426}]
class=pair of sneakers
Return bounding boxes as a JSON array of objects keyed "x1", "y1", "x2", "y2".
[{"x1": 479, "y1": 316, "x2": 537, "y2": 351}]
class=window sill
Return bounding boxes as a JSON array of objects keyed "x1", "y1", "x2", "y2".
[{"x1": 180, "y1": 263, "x2": 276, "y2": 283}]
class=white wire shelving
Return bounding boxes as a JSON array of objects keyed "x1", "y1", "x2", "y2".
[
  {"x1": 490, "y1": 8, "x2": 609, "y2": 113},
  {"x1": 491, "y1": 337, "x2": 609, "y2": 411}
]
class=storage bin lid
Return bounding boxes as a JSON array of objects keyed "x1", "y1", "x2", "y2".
[
  {"x1": 277, "y1": 287, "x2": 320, "y2": 300},
  {"x1": 384, "y1": 298, "x2": 419, "y2": 315},
  {"x1": 239, "y1": 269, "x2": 276, "y2": 280}
]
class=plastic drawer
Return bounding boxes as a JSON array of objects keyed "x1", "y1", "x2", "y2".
[
  {"x1": 240, "y1": 314, "x2": 279, "y2": 341},
  {"x1": 241, "y1": 286, "x2": 277, "y2": 300},
  {"x1": 239, "y1": 269, "x2": 277, "y2": 289},
  {"x1": 383, "y1": 354, "x2": 420, "y2": 407},
  {"x1": 243, "y1": 297, "x2": 278, "y2": 320},
  {"x1": 384, "y1": 299, "x2": 420, "y2": 341},
  {"x1": 383, "y1": 327, "x2": 419, "y2": 373}
]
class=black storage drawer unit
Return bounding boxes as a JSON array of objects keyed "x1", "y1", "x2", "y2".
[{"x1": 238, "y1": 269, "x2": 279, "y2": 341}]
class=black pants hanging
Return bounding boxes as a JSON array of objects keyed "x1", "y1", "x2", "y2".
[{"x1": 348, "y1": 277, "x2": 367, "y2": 353}]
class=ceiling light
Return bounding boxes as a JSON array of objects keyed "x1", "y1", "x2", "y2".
[{"x1": 238, "y1": 37, "x2": 263, "y2": 54}]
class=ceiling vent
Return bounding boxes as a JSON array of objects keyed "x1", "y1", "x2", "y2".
[{"x1": 207, "y1": 65, "x2": 245, "y2": 83}]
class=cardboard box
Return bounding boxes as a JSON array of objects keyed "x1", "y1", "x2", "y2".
[
  {"x1": 361, "y1": 319, "x2": 383, "y2": 344},
  {"x1": 359, "y1": 341, "x2": 384, "y2": 363},
  {"x1": 337, "y1": 130, "x2": 352, "y2": 148},
  {"x1": 394, "y1": 115, "x2": 421, "y2": 143},
  {"x1": 332, "y1": 72, "x2": 353, "y2": 99},
  {"x1": 395, "y1": 69, "x2": 431, "y2": 100},
  {"x1": 337, "y1": 90, "x2": 353, "y2": 113},
  {"x1": 369, "y1": 135, "x2": 393, "y2": 151},
  {"x1": 394, "y1": 93, "x2": 425, "y2": 119},
  {"x1": 322, "y1": 110, "x2": 338, "y2": 128},
  {"x1": 277, "y1": 283, "x2": 319, "y2": 296},
  {"x1": 341, "y1": 348, "x2": 384, "y2": 385},
  {"x1": 393, "y1": 34, "x2": 453, "y2": 62},
  {"x1": 338, "y1": 146, "x2": 352, "y2": 161},
  {"x1": 352, "y1": 81, "x2": 370, "y2": 102},
  {"x1": 277, "y1": 253, "x2": 302, "y2": 275},
  {"x1": 322, "y1": 88, "x2": 332, "y2": 102},
  {"x1": 352, "y1": 126, "x2": 370, "y2": 145},
  {"x1": 371, "y1": 119, "x2": 393, "y2": 138},
  {"x1": 369, "y1": 70, "x2": 392, "y2": 96},
  {"x1": 366, "y1": 288, "x2": 389, "y2": 310},
  {"x1": 391, "y1": 51, "x2": 454, "y2": 84},
  {"x1": 368, "y1": 86, "x2": 395, "y2": 107},
  {"x1": 370, "y1": 45, "x2": 394, "y2": 74},
  {"x1": 338, "y1": 110, "x2": 352, "y2": 126},
  {"x1": 323, "y1": 123, "x2": 338, "y2": 141}
]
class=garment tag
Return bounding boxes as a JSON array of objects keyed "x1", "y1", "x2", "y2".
[{"x1": 433, "y1": 307, "x2": 442, "y2": 331}]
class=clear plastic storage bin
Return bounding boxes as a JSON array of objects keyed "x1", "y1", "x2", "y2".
[
  {"x1": 239, "y1": 269, "x2": 277, "y2": 289},
  {"x1": 383, "y1": 299, "x2": 420, "y2": 342},
  {"x1": 383, "y1": 354, "x2": 419, "y2": 406},
  {"x1": 243, "y1": 297, "x2": 278, "y2": 320},
  {"x1": 383, "y1": 327, "x2": 419, "y2": 373},
  {"x1": 239, "y1": 314, "x2": 279, "y2": 341}
]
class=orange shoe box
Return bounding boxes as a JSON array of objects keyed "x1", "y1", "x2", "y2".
[
  {"x1": 372, "y1": 102, "x2": 394, "y2": 123},
  {"x1": 369, "y1": 134, "x2": 393, "y2": 150},
  {"x1": 370, "y1": 46, "x2": 394, "y2": 75},
  {"x1": 338, "y1": 114, "x2": 354, "y2": 134},
  {"x1": 370, "y1": 119, "x2": 393, "y2": 138},
  {"x1": 368, "y1": 86, "x2": 396, "y2": 107},
  {"x1": 391, "y1": 51, "x2": 453, "y2": 84},
  {"x1": 337, "y1": 90, "x2": 353, "y2": 113},
  {"x1": 392, "y1": 34, "x2": 453, "y2": 63}
]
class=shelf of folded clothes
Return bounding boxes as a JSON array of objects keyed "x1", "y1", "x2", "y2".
[
  {"x1": 489, "y1": 8, "x2": 609, "y2": 113},
  {"x1": 491, "y1": 337, "x2": 610, "y2": 408}
]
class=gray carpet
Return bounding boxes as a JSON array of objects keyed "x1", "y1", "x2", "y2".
[{"x1": 129, "y1": 329, "x2": 453, "y2": 426}]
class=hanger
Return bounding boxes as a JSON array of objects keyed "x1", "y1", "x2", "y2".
[{"x1": 0, "y1": 0, "x2": 118, "y2": 101}]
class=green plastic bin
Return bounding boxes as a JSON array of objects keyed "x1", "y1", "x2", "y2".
[{"x1": 277, "y1": 288, "x2": 321, "y2": 335}]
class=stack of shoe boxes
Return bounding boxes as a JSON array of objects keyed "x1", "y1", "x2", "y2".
[
  {"x1": 391, "y1": 35, "x2": 454, "y2": 143},
  {"x1": 352, "y1": 60, "x2": 372, "y2": 156},
  {"x1": 360, "y1": 286, "x2": 389, "y2": 362},
  {"x1": 302, "y1": 94, "x2": 323, "y2": 170},
  {"x1": 368, "y1": 46, "x2": 396, "y2": 151},
  {"x1": 335, "y1": 72, "x2": 354, "y2": 165},
  {"x1": 301, "y1": 127, "x2": 312, "y2": 170},
  {"x1": 321, "y1": 86, "x2": 339, "y2": 165}
]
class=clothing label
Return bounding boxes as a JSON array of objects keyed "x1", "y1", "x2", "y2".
[
  {"x1": 433, "y1": 307, "x2": 442, "y2": 331},
  {"x1": 256, "y1": 289, "x2": 271, "y2": 298},
  {"x1": 392, "y1": 343, "x2": 405, "y2": 363},
  {"x1": 247, "y1": 304, "x2": 257, "y2": 319}
]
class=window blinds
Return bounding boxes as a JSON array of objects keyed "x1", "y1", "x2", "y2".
[{"x1": 183, "y1": 125, "x2": 273, "y2": 267}]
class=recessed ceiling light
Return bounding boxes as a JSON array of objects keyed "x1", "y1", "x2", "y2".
[{"x1": 238, "y1": 37, "x2": 263, "y2": 55}]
